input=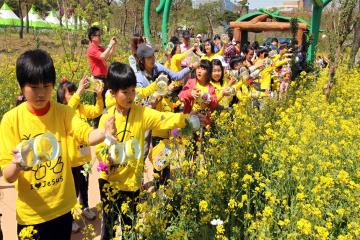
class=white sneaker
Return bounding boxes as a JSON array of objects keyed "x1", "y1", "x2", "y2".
[
  {"x1": 72, "y1": 222, "x2": 80, "y2": 233},
  {"x1": 83, "y1": 208, "x2": 96, "y2": 220}
]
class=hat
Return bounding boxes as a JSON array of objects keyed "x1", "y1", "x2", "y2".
[
  {"x1": 137, "y1": 43, "x2": 154, "y2": 58},
  {"x1": 196, "y1": 34, "x2": 202, "y2": 38},
  {"x1": 213, "y1": 56, "x2": 229, "y2": 68},
  {"x1": 182, "y1": 31, "x2": 191, "y2": 39}
]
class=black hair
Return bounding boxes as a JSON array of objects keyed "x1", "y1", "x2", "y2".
[
  {"x1": 16, "y1": 49, "x2": 56, "y2": 88},
  {"x1": 198, "y1": 59, "x2": 212, "y2": 83},
  {"x1": 257, "y1": 48, "x2": 269, "y2": 58},
  {"x1": 170, "y1": 43, "x2": 180, "y2": 57},
  {"x1": 107, "y1": 62, "x2": 137, "y2": 92},
  {"x1": 241, "y1": 44, "x2": 249, "y2": 54},
  {"x1": 213, "y1": 34, "x2": 221, "y2": 40},
  {"x1": 170, "y1": 36, "x2": 180, "y2": 44},
  {"x1": 56, "y1": 81, "x2": 77, "y2": 103},
  {"x1": 211, "y1": 59, "x2": 224, "y2": 86},
  {"x1": 252, "y1": 41, "x2": 260, "y2": 50},
  {"x1": 203, "y1": 39, "x2": 215, "y2": 54},
  {"x1": 271, "y1": 38, "x2": 279, "y2": 43},
  {"x1": 88, "y1": 26, "x2": 101, "y2": 41},
  {"x1": 230, "y1": 56, "x2": 244, "y2": 69}
]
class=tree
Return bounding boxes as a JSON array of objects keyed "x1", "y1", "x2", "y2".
[
  {"x1": 323, "y1": 0, "x2": 359, "y2": 99},
  {"x1": 348, "y1": 1, "x2": 360, "y2": 69}
]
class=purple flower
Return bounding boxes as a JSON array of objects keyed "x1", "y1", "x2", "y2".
[
  {"x1": 97, "y1": 161, "x2": 109, "y2": 176},
  {"x1": 171, "y1": 129, "x2": 180, "y2": 138}
]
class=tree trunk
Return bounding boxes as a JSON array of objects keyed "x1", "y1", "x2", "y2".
[
  {"x1": 348, "y1": 3, "x2": 360, "y2": 68},
  {"x1": 122, "y1": 0, "x2": 128, "y2": 36},
  {"x1": 19, "y1": 0, "x2": 24, "y2": 39},
  {"x1": 133, "y1": 9, "x2": 137, "y2": 35},
  {"x1": 25, "y1": 3, "x2": 30, "y2": 34},
  {"x1": 206, "y1": 14, "x2": 213, "y2": 38}
]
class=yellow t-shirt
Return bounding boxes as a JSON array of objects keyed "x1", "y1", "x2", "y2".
[
  {"x1": 0, "y1": 101, "x2": 93, "y2": 225},
  {"x1": 68, "y1": 93, "x2": 104, "y2": 167},
  {"x1": 96, "y1": 104, "x2": 188, "y2": 191},
  {"x1": 211, "y1": 81, "x2": 232, "y2": 108},
  {"x1": 170, "y1": 51, "x2": 189, "y2": 72},
  {"x1": 192, "y1": 82, "x2": 210, "y2": 112},
  {"x1": 200, "y1": 47, "x2": 224, "y2": 61},
  {"x1": 152, "y1": 96, "x2": 175, "y2": 139}
]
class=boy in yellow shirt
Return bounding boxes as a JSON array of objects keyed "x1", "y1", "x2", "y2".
[
  {"x1": 0, "y1": 49, "x2": 113, "y2": 240},
  {"x1": 96, "y1": 62, "x2": 203, "y2": 239}
]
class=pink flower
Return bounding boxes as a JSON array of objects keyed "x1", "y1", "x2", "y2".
[{"x1": 97, "y1": 161, "x2": 109, "y2": 176}]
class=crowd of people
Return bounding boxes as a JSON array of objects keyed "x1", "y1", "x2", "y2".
[{"x1": 0, "y1": 26, "x2": 308, "y2": 240}]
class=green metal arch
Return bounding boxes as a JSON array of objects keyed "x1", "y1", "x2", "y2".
[{"x1": 143, "y1": 0, "x2": 173, "y2": 49}]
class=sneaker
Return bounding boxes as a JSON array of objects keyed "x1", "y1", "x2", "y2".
[
  {"x1": 72, "y1": 222, "x2": 80, "y2": 233},
  {"x1": 83, "y1": 208, "x2": 96, "y2": 220}
]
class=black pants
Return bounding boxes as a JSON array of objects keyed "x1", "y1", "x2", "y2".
[
  {"x1": 17, "y1": 212, "x2": 72, "y2": 240},
  {"x1": 152, "y1": 136, "x2": 171, "y2": 187},
  {"x1": 72, "y1": 165, "x2": 89, "y2": 208},
  {"x1": 93, "y1": 76, "x2": 107, "y2": 128},
  {"x1": 98, "y1": 179, "x2": 139, "y2": 240}
]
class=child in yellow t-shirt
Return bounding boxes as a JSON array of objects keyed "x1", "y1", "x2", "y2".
[
  {"x1": 95, "y1": 62, "x2": 203, "y2": 239},
  {"x1": 211, "y1": 59, "x2": 236, "y2": 109},
  {"x1": 0, "y1": 49, "x2": 112, "y2": 240},
  {"x1": 56, "y1": 77, "x2": 104, "y2": 232}
]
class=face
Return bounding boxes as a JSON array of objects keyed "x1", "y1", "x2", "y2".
[
  {"x1": 183, "y1": 37, "x2": 190, "y2": 45},
  {"x1": 196, "y1": 37, "x2": 201, "y2": 43},
  {"x1": 144, "y1": 55, "x2": 155, "y2": 71},
  {"x1": 112, "y1": 86, "x2": 136, "y2": 110},
  {"x1": 212, "y1": 65, "x2": 222, "y2": 82},
  {"x1": 175, "y1": 45, "x2": 181, "y2": 54},
  {"x1": 64, "y1": 88, "x2": 74, "y2": 105},
  {"x1": 196, "y1": 67, "x2": 208, "y2": 84},
  {"x1": 246, "y1": 50, "x2": 254, "y2": 61},
  {"x1": 204, "y1": 42, "x2": 212, "y2": 53},
  {"x1": 234, "y1": 62, "x2": 242, "y2": 70},
  {"x1": 214, "y1": 39, "x2": 221, "y2": 46},
  {"x1": 91, "y1": 31, "x2": 102, "y2": 45},
  {"x1": 22, "y1": 83, "x2": 53, "y2": 110}
]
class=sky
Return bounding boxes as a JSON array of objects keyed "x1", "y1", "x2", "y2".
[{"x1": 248, "y1": 0, "x2": 285, "y2": 9}]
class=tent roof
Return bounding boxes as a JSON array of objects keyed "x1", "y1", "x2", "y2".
[
  {"x1": 0, "y1": 3, "x2": 21, "y2": 27},
  {"x1": 24, "y1": 5, "x2": 50, "y2": 29},
  {"x1": 235, "y1": 8, "x2": 310, "y2": 25},
  {"x1": 45, "y1": 10, "x2": 60, "y2": 25}
]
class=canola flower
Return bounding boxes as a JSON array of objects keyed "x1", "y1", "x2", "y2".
[{"x1": 18, "y1": 226, "x2": 38, "y2": 240}]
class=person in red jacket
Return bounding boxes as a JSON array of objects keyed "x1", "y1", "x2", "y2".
[
  {"x1": 87, "y1": 26, "x2": 117, "y2": 126},
  {"x1": 179, "y1": 59, "x2": 217, "y2": 125}
]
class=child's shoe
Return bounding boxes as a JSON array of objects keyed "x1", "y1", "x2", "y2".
[
  {"x1": 83, "y1": 208, "x2": 96, "y2": 220},
  {"x1": 72, "y1": 222, "x2": 80, "y2": 233}
]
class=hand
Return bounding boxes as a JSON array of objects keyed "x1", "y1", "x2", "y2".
[
  {"x1": 189, "y1": 61, "x2": 199, "y2": 70},
  {"x1": 76, "y1": 74, "x2": 88, "y2": 95},
  {"x1": 191, "y1": 88, "x2": 200, "y2": 99},
  {"x1": 12, "y1": 148, "x2": 29, "y2": 171},
  {"x1": 227, "y1": 76, "x2": 237, "y2": 86},
  {"x1": 193, "y1": 42, "x2": 199, "y2": 49},
  {"x1": 95, "y1": 81, "x2": 104, "y2": 97},
  {"x1": 104, "y1": 116, "x2": 117, "y2": 145},
  {"x1": 110, "y1": 37, "x2": 117, "y2": 45},
  {"x1": 191, "y1": 112, "x2": 207, "y2": 128},
  {"x1": 168, "y1": 81, "x2": 177, "y2": 92},
  {"x1": 221, "y1": 88, "x2": 231, "y2": 97}
]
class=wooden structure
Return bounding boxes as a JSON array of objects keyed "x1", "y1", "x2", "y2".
[{"x1": 230, "y1": 9, "x2": 309, "y2": 46}]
